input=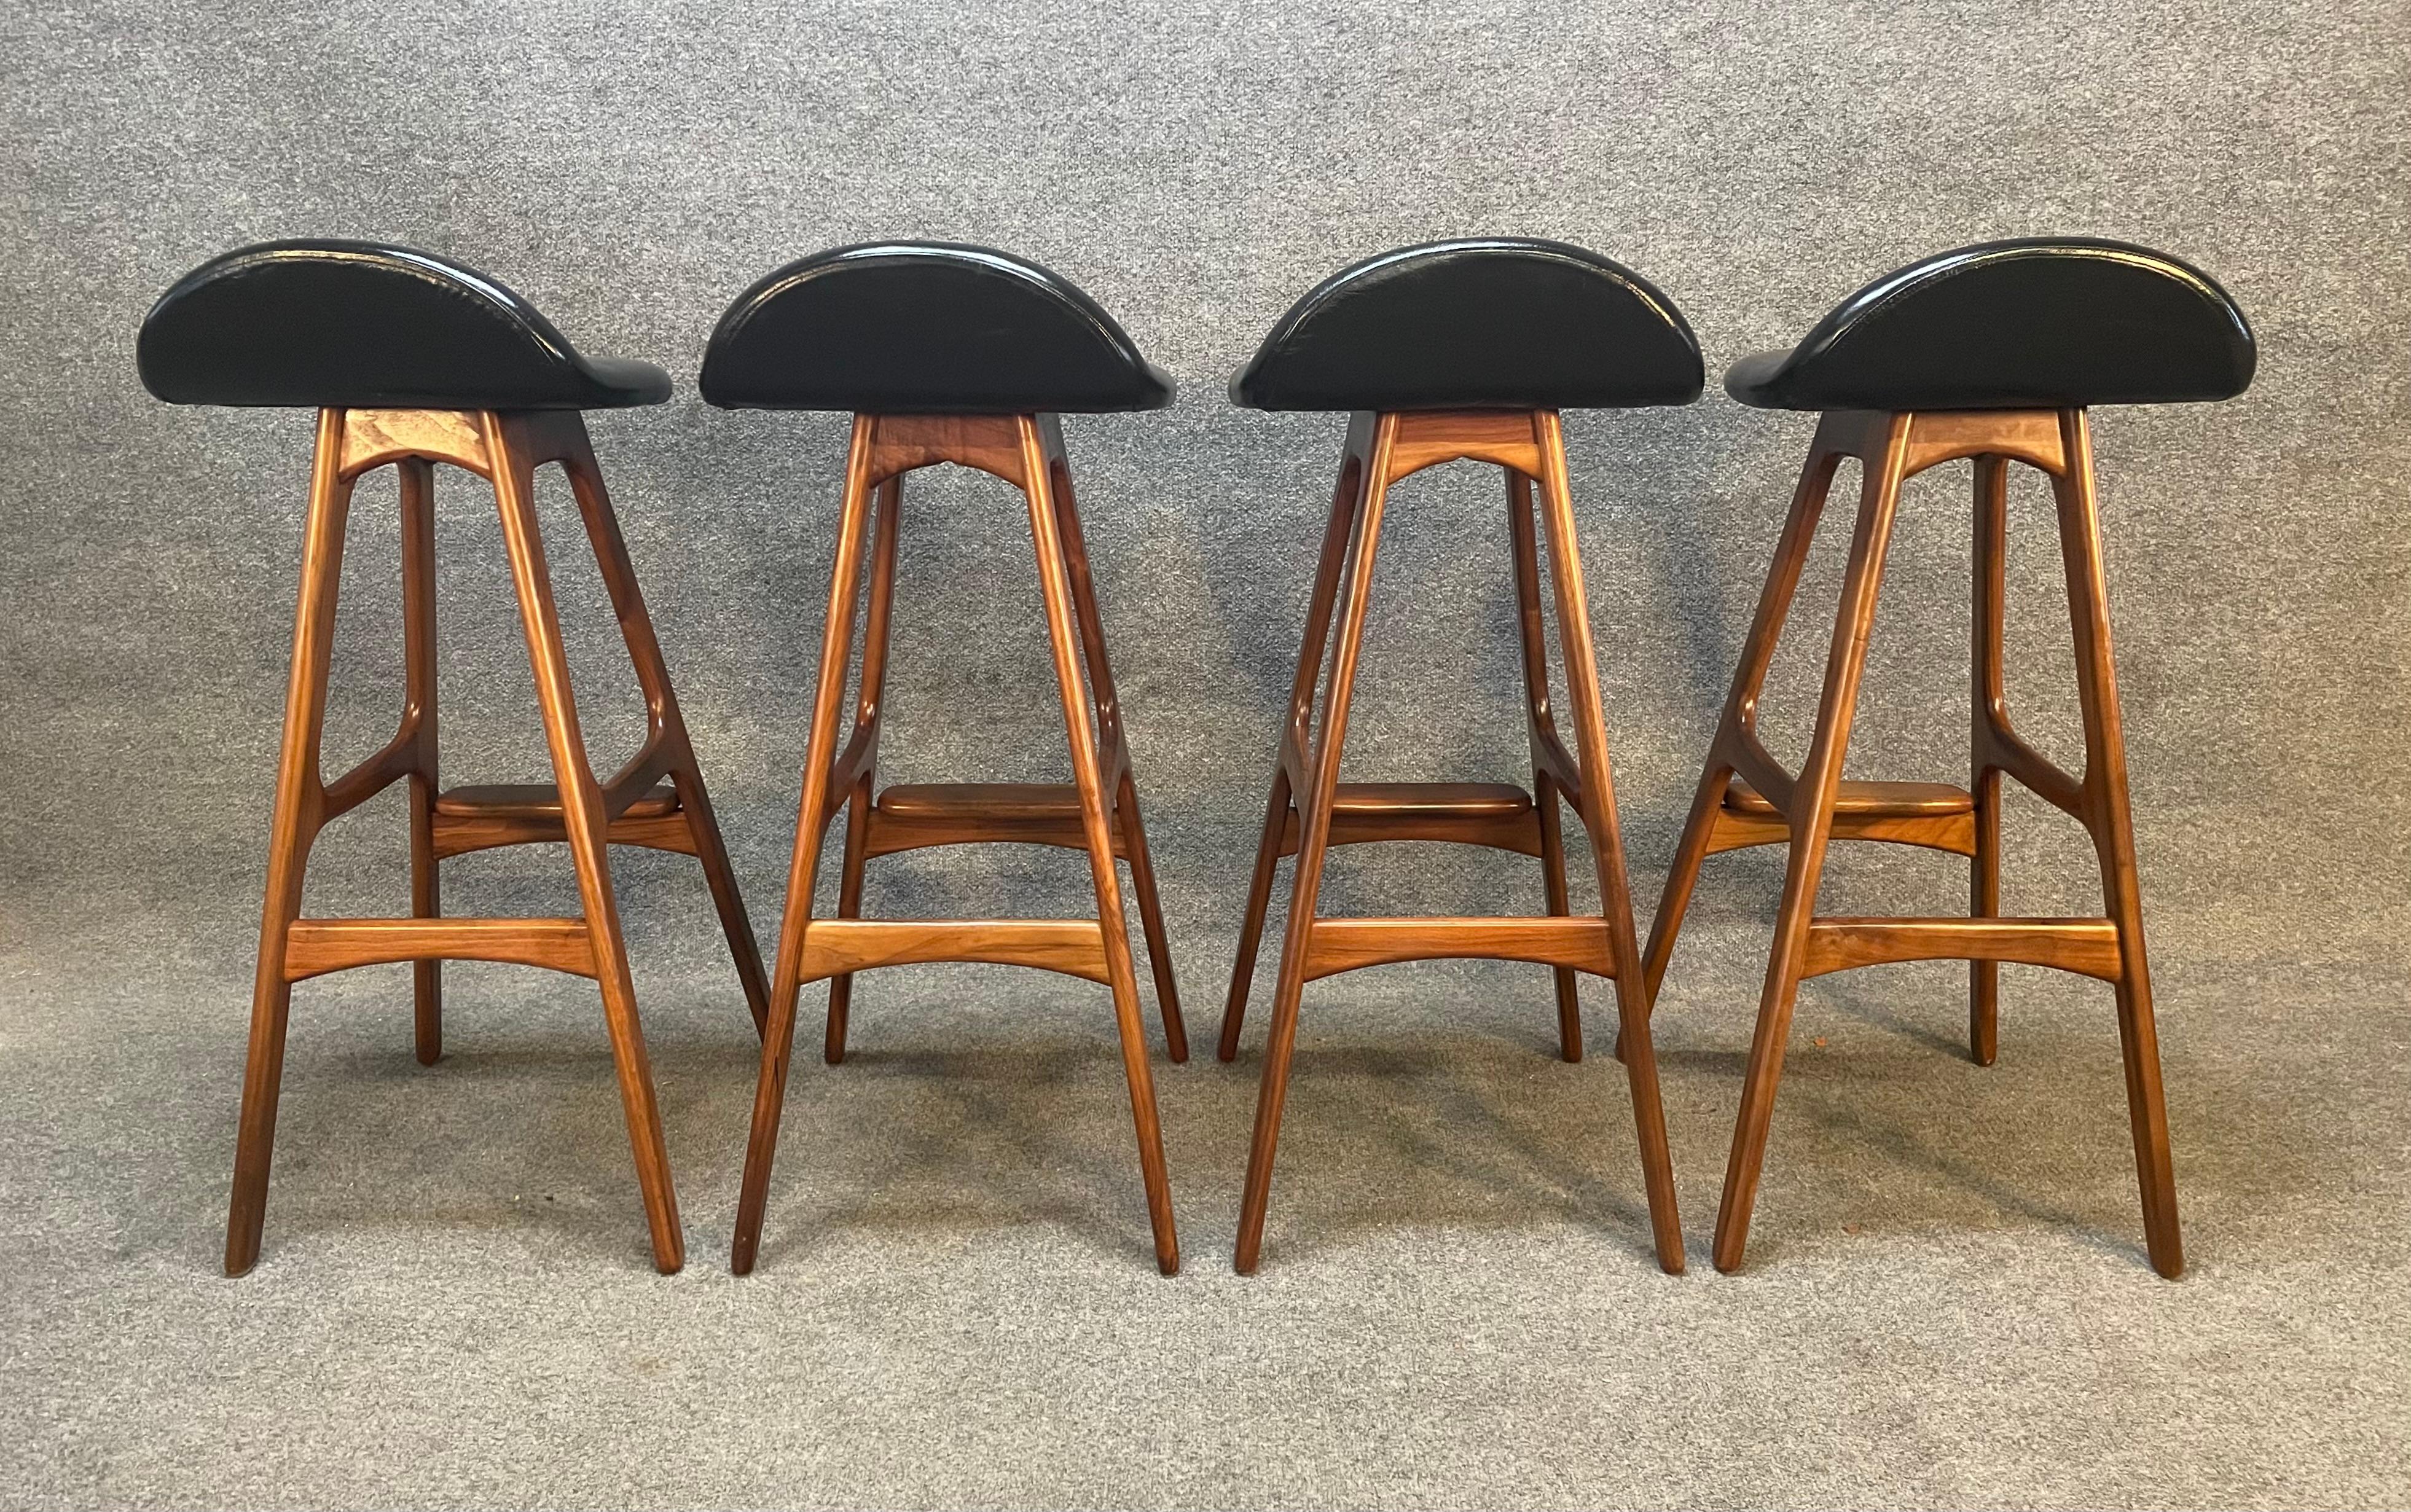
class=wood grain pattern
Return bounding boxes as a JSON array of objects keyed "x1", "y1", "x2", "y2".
[
  {"x1": 1634, "y1": 405, "x2": 2182, "y2": 1279},
  {"x1": 284, "y1": 917, "x2": 597, "y2": 981},
  {"x1": 1223, "y1": 408, "x2": 1684, "y2": 1277},
  {"x1": 796, "y1": 919, "x2": 1110, "y2": 985},
  {"x1": 1300, "y1": 916, "x2": 1617, "y2": 982},
  {"x1": 1800, "y1": 916, "x2": 2121, "y2": 981},
  {"x1": 221, "y1": 405, "x2": 768, "y2": 1279},
  {"x1": 733, "y1": 410, "x2": 1184, "y2": 1279}
]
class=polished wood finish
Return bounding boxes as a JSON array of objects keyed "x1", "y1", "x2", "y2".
[
  {"x1": 1636, "y1": 407, "x2": 2182, "y2": 1277},
  {"x1": 732, "y1": 412, "x2": 1184, "y2": 1277},
  {"x1": 799, "y1": 919, "x2": 1111, "y2": 986},
  {"x1": 1220, "y1": 409, "x2": 1684, "y2": 1275},
  {"x1": 223, "y1": 406, "x2": 771, "y2": 1278}
]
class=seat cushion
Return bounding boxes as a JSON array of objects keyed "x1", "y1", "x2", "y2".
[
  {"x1": 137, "y1": 241, "x2": 669, "y2": 410},
  {"x1": 1230, "y1": 238, "x2": 1704, "y2": 412},
  {"x1": 699, "y1": 243, "x2": 1173, "y2": 414},
  {"x1": 1725, "y1": 238, "x2": 2256, "y2": 411}
]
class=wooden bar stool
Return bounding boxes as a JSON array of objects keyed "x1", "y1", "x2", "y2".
[
  {"x1": 1218, "y1": 238, "x2": 1698, "y2": 1274},
  {"x1": 1638, "y1": 238, "x2": 2256, "y2": 1275},
  {"x1": 138, "y1": 240, "x2": 772, "y2": 1275},
  {"x1": 703, "y1": 242, "x2": 1185, "y2": 1275}
]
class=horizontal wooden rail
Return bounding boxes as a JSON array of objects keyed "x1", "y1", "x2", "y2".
[
  {"x1": 1301, "y1": 915, "x2": 1619, "y2": 982},
  {"x1": 283, "y1": 917, "x2": 596, "y2": 982},
  {"x1": 1801, "y1": 916, "x2": 2122, "y2": 981},
  {"x1": 794, "y1": 918, "x2": 1112, "y2": 986}
]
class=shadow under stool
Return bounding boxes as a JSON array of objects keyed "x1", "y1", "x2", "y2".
[
  {"x1": 138, "y1": 240, "x2": 771, "y2": 1274},
  {"x1": 1634, "y1": 237, "x2": 2256, "y2": 1276},
  {"x1": 700, "y1": 241, "x2": 1186, "y2": 1275},
  {"x1": 1217, "y1": 238, "x2": 1701, "y2": 1275}
]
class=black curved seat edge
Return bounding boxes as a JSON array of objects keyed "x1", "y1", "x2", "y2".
[
  {"x1": 1231, "y1": 237, "x2": 1704, "y2": 413},
  {"x1": 699, "y1": 241, "x2": 1173, "y2": 414},
  {"x1": 1725, "y1": 237, "x2": 2256, "y2": 412},
  {"x1": 137, "y1": 240, "x2": 669, "y2": 410}
]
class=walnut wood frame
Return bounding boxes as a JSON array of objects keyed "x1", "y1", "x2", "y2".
[
  {"x1": 732, "y1": 412, "x2": 1185, "y2": 1277},
  {"x1": 1217, "y1": 409, "x2": 1685, "y2": 1276},
  {"x1": 1636, "y1": 407, "x2": 2182, "y2": 1277},
  {"x1": 226, "y1": 407, "x2": 772, "y2": 1277}
]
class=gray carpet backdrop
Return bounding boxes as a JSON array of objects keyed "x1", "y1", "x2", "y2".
[{"x1": 4, "y1": 1, "x2": 2408, "y2": 1507}]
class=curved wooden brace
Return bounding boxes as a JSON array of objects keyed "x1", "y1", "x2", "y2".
[
  {"x1": 1300, "y1": 915, "x2": 1618, "y2": 983},
  {"x1": 283, "y1": 917, "x2": 597, "y2": 982},
  {"x1": 337, "y1": 409, "x2": 491, "y2": 479},
  {"x1": 794, "y1": 917, "x2": 1111, "y2": 986},
  {"x1": 863, "y1": 413, "x2": 1029, "y2": 488},
  {"x1": 1801, "y1": 915, "x2": 2122, "y2": 981},
  {"x1": 1383, "y1": 409, "x2": 1545, "y2": 480}
]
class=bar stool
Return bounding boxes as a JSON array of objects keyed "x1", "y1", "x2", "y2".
[
  {"x1": 1639, "y1": 237, "x2": 2255, "y2": 1276},
  {"x1": 704, "y1": 242, "x2": 1185, "y2": 1275},
  {"x1": 1218, "y1": 238, "x2": 1698, "y2": 1274},
  {"x1": 138, "y1": 240, "x2": 772, "y2": 1275}
]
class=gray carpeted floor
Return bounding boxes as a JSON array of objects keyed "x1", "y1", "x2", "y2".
[
  {"x1": 5, "y1": 914, "x2": 2407, "y2": 1508},
  {"x1": 6, "y1": 0, "x2": 2410, "y2": 1505}
]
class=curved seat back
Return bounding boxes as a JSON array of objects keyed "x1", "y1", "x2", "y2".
[
  {"x1": 1232, "y1": 238, "x2": 1704, "y2": 412},
  {"x1": 1730, "y1": 238, "x2": 2255, "y2": 411},
  {"x1": 138, "y1": 240, "x2": 664, "y2": 410},
  {"x1": 700, "y1": 243, "x2": 1172, "y2": 413}
]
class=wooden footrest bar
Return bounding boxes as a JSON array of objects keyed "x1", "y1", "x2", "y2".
[
  {"x1": 1301, "y1": 915, "x2": 1617, "y2": 982},
  {"x1": 1801, "y1": 916, "x2": 2122, "y2": 981},
  {"x1": 283, "y1": 917, "x2": 596, "y2": 982},
  {"x1": 1279, "y1": 781, "x2": 1542, "y2": 857},
  {"x1": 863, "y1": 782, "x2": 1129, "y2": 860},
  {"x1": 429, "y1": 781, "x2": 693, "y2": 860},
  {"x1": 796, "y1": 918, "x2": 1111, "y2": 985},
  {"x1": 1712, "y1": 777, "x2": 1977, "y2": 856}
]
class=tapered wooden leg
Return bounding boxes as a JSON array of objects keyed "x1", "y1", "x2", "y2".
[
  {"x1": 399, "y1": 456, "x2": 443, "y2": 1065},
  {"x1": 1714, "y1": 420, "x2": 1910, "y2": 1274},
  {"x1": 1970, "y1": 453, "x2": 2007, "y2": 1067},
  {"x1": 1220, "y1": 770, "x2": 1292, "y2": 1062},
  {"x1": 1534, "y1": 414, "x2": 1682, "y2": 1272},
  {"x1": 1115, "y1": 772, "x2": 1188, "y2": 1061},
  {"x1": 1508, "y1": 468, "x2": 1582, "y2": 1062},
  {"x1": 1235, "y1": 414, "x2": 1391, "y2": 1275},
  {"x1": 1038, "y1": 445, "x2": 1187, "y2": 1063},
  {"x1": 560, "y1": 439, "x2": 771, "y2": 1037},
  {"x1": 733, "y1": 419, "x2": 878, "y2": 1275},
  {"x1": 1020, "y1": 418, "x2": 1179, "y2": 1274},
  {"x1": 1219, "y1": 445, "x2": 1366, "y2": 1061},
  {"x1": 488, "y1": 419, "x2": 682, "y2": 1274},
  {"x1": 1533, "y1": 772, "x2": 1582, "y2": 1060},
  {"x1": 226, "y1": 410, "x2": 353, "y2": 1277},
  {"x1": 1629, "y1": 439, "x2": 1848, "y2": 1057},
  {"x1": 825, "y1": 474, "x2": 900, "y2": 1065},
  {"x1": 2053, "y1": 413, "x2": 2182, "y2": 1277},
  {"x1": 825, "y1": 777, "x2": 872, "y2": 1063}
]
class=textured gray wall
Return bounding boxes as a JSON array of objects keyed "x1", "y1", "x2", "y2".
[
  {"x1": 4, "y1": 0, "x2": 2406, "y2": 984},
  {"x1": 4, "y1": 2, "x2": 2409, "y2": 1505}
]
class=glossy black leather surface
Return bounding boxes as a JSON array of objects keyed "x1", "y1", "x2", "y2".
[
  {"x1": 1231, "y1": 238, "x2": 1703, "y2": 412},
  {"x1": 1727, "y1": 238, "x2": 2256, "y2": 411},
  {"x1": 699, "y1": 243, "x2": 1172, "y2": 413},
  {"x1": 138, "y1": 240, "x2": 670, "y2": 410}
]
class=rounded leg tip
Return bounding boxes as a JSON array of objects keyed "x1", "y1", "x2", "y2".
[
  {"x1": 414, "y1": 1048, "x2": 442, "y2": 1067},
  {"x1": 223, "y1": 1256, "x2": 256, "y2": 1279},
  {"x1": 1167, "y1": 1044, "x2": 1191, "y2": 1066},
  {"x1": 1158, "y1": 1252, "x2": 1181, "y2": 1277}
]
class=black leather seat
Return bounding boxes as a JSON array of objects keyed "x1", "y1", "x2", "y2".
[
  {"x1": 1231, "y1": 238, "x2": 1704, "y2": 412},
  {"x1": 137, "y1": 240, "x2": 670, "y2": 410},
  {"x1": 699, "y1": 242, "x2": 1172, "y2": 413},
  {"x1": 1726, "y1": 237, "x2": 2256, "y2": 412}
]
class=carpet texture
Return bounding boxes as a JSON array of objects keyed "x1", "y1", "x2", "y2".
[{"x1": 2, "y1": 0, "x2": 2407, "y2": 1506}]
